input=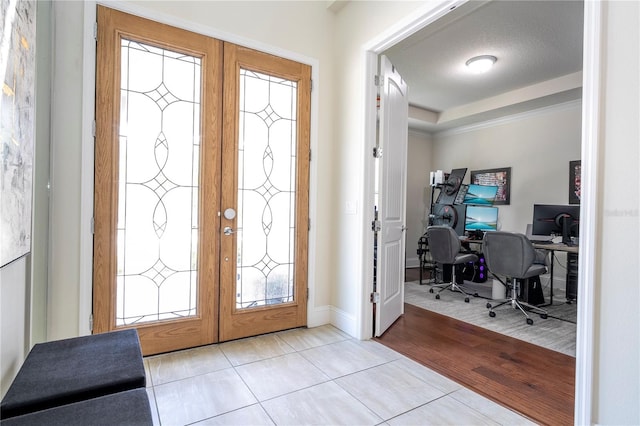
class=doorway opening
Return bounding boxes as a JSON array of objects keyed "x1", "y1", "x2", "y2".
[{"x1": 361, "y1": 1, "x2": 601, "y2": 423}]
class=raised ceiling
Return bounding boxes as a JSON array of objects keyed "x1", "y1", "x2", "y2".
[{"x1": 382, "y1": 0, "x2": 584, "y2": 133}]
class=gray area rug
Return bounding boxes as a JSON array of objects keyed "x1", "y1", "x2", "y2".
[{"x1": 404, "y1": 279, "x2": 577, "y2": 357}]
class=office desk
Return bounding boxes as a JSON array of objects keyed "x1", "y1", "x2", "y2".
[{"x1": 532, "y1": 242, "x2": 579, "y2": 305}]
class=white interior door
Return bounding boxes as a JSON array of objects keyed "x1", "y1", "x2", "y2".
[{"x1": 375, "y1": 55, "x2": 408, "y2": 336}]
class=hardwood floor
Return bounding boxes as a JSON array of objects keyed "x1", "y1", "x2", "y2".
[{"x1": 378, "y1": 268, "x2": 575, "y2": 425}]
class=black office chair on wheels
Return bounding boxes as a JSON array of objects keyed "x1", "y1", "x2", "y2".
[
  {"x1": 482, "y1": 231, "x2": 548, "y2": 325},
  {"x1": 426, "y1": 226, "x2": 478, "y2": 303}
]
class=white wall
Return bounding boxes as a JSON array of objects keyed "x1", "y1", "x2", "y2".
[
  {"x1": 432, "y1": 101, "x2": 582, "y2": 234},
  {"x1": 405, "y1": 130, "x2": 433, "y2": 267},
  {"x1": 0, "y1": 258, "x2": 30, "y2": 397}
]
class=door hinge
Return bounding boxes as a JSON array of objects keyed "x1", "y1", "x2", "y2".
[
  {"x1": 374, "y1": 74, "x2": 381, "y2": 87},
  {"x1": 308, "y1": 218, "x2": 311, "y2": 231},
  {"x1": 93, "y1": 22, "x2": 98, "y2": 41},
  {"x1": 371, "y1": 220, "x2": 381, "y2": 232},
  {"x1": 91, "y1": 217, "x2": 95, "y2": 234},
  {"x1": 370, "y1": 292, "x2": 380, "y2": 303},
  {"x1": 89, "y1": 314, "x2": 94, "y2": 332},
  {"x1": 92, "y1": 120, "x2": 96, "y2": 138},
  {"x1": 309, "y1": 149, "x2": 312, "y2": 162},
  {"x1": 373, "y1": 147, "x2": 382, "y2": 158},
  {"x1": 310, "y1": 79, "x2": 313, "y2": 92}
]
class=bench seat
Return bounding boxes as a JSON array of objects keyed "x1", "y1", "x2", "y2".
[
  {"x1": 1, "y1": 329, "x2": 146, "y2": 419},
  {"x1": 0, "y1": 388, "x2": 152, "y2": 426}
]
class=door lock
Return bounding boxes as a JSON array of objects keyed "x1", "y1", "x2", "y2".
[{"x1": 223, "y1": 226, "x2": 235, "y2": 236}]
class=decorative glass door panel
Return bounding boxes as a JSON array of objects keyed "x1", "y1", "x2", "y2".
[
  {"x1": 220, "y1": 44, "x2": 310, "y2": 341},
  {"x1": 116, "y1": 39, "x2": 201, "y2": 325},
  {"x1": 94, "y1": 6, "x2": 220, "y2": 355},
  {"x1": 236, "y1": 69, "x2": 297, "y2": 310}
]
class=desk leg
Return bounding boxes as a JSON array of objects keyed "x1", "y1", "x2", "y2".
[
  {"x1": 549, "y1": 253, "x2": 554, "y2": 305},
  {"x1": 539, "y1": 249, "x2": 555, "y2": 307}
]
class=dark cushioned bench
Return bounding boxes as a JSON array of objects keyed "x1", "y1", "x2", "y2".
[
  {"x1": 0, "y1": 329, "x2": 146, "y2": 419},
  {"x1": 0, "y1": 388, "x2": 152, "y2": 426}
]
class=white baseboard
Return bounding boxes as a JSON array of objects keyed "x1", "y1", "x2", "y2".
[
  {"x1": 307, "y1": 304, "x2": 331, "y2": 328},
  {"x1": 307, "y1": 304, "x2": 359, "y2": 339},
  {"x1": 330, "y1": 306, "x2": 357, "y2": 338}
]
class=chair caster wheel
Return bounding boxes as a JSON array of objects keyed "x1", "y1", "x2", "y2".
[
  {"x1": 435, "y1": 294, "x2": 440, "y2": 300},
  {"x1": 526, "y1": 318, "x2": 534, "y2": 325},
  {"x1": 489, "y1": 311, "x2": 496, "y2": 318},
  {"x1": 429, "y1": 288, "x2": 434, "y2": 293},
  {"x1": 473, "y1": 293, "x2": 479, "y2": 297},
  {"x1": 464, "y1": 297, "x2": 470, "y2": 303},
  {"x1": 540, "y1": 314, "x2": 548, "y2": 319},
  {"x1": 486, "y1": 302, "x2": 492, "y2": 309}
]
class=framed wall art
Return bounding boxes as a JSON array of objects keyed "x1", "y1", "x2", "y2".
[
  {"x1": 569, "y1": 160, "x2": 581, "y2": 204},
  {"x1": 470, "y1": 167, "x2": 511, "y2": 205},
  {"x1": 1, "y1": 0, "x2": 37, "y2": 267}
]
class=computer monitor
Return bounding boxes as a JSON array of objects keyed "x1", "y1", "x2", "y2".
[
  {"x1": 463, "y1": 184, "x2": 499, "y2": 205},
  {"x1": 430, "y1": 204, "x2": 466, "y2": 236},
  {"x1": 532, "y1": 204, "x2": 580, "y2": 245},
  {"x1": 464, "y1": 206, "x2": 499, "y2": 232}
]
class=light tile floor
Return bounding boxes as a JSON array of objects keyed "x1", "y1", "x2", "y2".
[{"x1": 144, "y1": 325, "x2": 535, "y2": 425}]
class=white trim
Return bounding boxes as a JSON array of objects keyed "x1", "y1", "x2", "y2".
[
  {"x1": 435, "y1": 99, "x2": 582, "y2": 138},
  {"x1": 330, "y1": 306, "x2": 358, "y2": 338},
  {"x1": 78, "y1": 2, "x2": 97, "y2": 337},
  {"x1": 574, "y1": 1, "x2": 602, "y2": 423},
  {"x1": 81, "y1": 1, "x2": 320, "y2": 334},
  {"x1": 360, "y1": 51, "x2": 378, "y2": 340},
  {"x1": 363, "y1": 0, "x2": 468, "y2": 53},
  {"x1": 307, "y1": 305, "x2": 332, "y2": 329}
]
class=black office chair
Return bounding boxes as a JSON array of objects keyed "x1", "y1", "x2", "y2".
[
  {"x1": 482, "y1": 231, "x2": 548, "y2": 325},
  {"x1": 426, "y1": 226, "x2": 478, "y2": 303}
]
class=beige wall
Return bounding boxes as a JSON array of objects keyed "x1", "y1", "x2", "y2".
[
  {"x1": 431, "y1": 101, "x2": 582, "y2": 234},
  {"x1": 405, "y1": 131, "x2": 433, "y2": 267}
]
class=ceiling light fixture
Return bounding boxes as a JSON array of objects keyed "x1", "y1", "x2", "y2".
[{"x1": 465, "y1": 55, "x2": 497, "y2": 73}]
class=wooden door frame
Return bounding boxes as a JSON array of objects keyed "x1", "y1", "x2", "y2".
[{"x1": 79, "y1": 1, "x2": 320, "y2": 338}]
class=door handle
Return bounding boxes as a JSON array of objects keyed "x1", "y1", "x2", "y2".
[{"x1": 223, "y1": 226, "x2": 235, "y2": 236}]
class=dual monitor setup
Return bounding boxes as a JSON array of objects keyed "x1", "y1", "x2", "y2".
[
  {"x1": 429, "y1": 168, "x2": 499, "y2": 239},
  {"x1": 429, "y1": 168, "x2": 580, "y2": 244}
]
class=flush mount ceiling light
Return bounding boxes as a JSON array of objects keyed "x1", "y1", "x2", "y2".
[{"x1": 465, "y1": 55, "x2": 497, "y2": 73}]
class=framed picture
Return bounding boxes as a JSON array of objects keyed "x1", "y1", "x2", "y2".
[
  {"x1": 1, "y1": 0, "x2": 36, "y2": 267},
  {"x1": 569, "y1": 160, "x2": 581, "y2": 204},
  {"x1": 470, "y1": 167, "x2": 511, "y2": 205}
]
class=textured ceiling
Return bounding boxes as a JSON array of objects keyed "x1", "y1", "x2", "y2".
[{"x1": 382, "y1": 0, "x2": 584, "y2": 133}]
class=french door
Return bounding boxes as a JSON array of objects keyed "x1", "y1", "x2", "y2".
[{"x1": 93, "y1": 6, "x2": 310, "y2": 355}]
